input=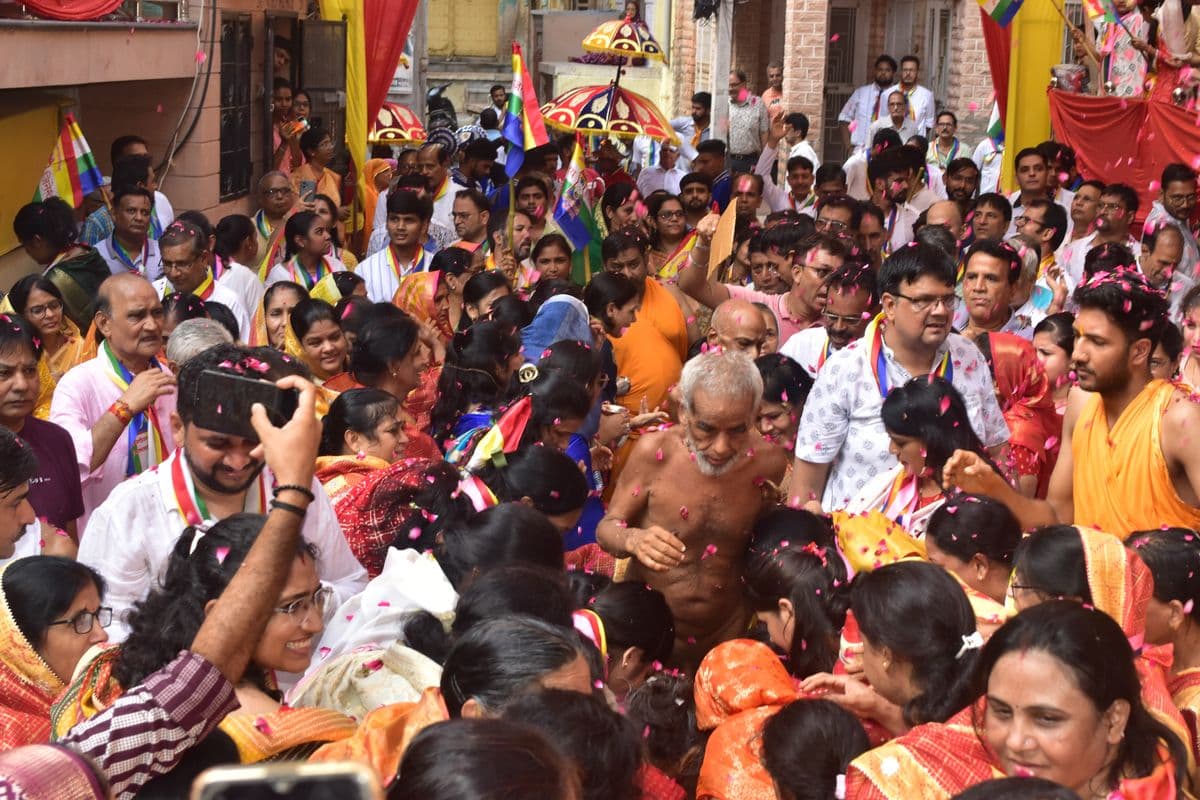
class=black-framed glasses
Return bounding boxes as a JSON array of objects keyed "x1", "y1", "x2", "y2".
[
  {"x1": 1014, "y1": 215, "x2": 1044, "y2": 230},
  {"x1": 1008, "y1": 583, "x2": 1053, "y2": 601},
  {"x1": 48, "y1": 607, "x2": 112, "y2": 635},
  {"x1": 657, "y1": 210, "x2": 685, "y2": 220},
  {"x1": 274, "y1": 586, "x2": 333, "y2": 624},
  {"x1": 893, "y1": 292, "x2": 958, "y2": 313}
]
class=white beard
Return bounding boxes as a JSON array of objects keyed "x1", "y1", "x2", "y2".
[{"x1": 685, "y1": 431, "x2": 739, "y2": 477}]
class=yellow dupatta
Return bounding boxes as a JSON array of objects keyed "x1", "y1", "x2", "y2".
[
  {"x1": 281, "y1": 321, "x2": 338, "y2": 418},
  {"x1": 0, "y1": 563, "x2": 65, "y2": 748}
]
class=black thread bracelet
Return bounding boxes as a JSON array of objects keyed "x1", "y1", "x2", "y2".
[
  {"x1": 273, "y1": 484, "x2": 316, "y2": 502},
  {"x1": 269, "y1": 499, "x2": 308, "y2": 517}
]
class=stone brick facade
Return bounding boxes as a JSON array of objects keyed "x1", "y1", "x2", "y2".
[{"x1": 672, "y1": 0, "x2": 999, "y2": 160}]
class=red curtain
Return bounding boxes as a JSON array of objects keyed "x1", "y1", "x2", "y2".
[
  {"x1": 363, "y1": 0, "x2": 421, "y2": 127},
  {"x1": 979, "y1": 10, "x2": 1012, "y2": 126},
  {"x1": 23, "y1": 0, "x2": 122, "y2": 20},
  {"x1": 1048, "y1": 89, "x2": 1200, "y2": 222}
]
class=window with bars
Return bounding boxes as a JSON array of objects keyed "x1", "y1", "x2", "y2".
[
  {"x1": 1060, "y1": 0, "x2": 1085, "y2": 62},
  {"x1": 925, "y1": 0, "x2": 953, "y2": 107},
  {"x1": 219, "y1": 13, "x2": 252, "y2": 202}
]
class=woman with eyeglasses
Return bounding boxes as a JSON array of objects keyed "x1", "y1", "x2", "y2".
[
  {"x1": 50, "y1": 514, "x2": 356, "y2": 763},
  {"x1": 645, "y1": 194, "x2": 692, "y2": 279},
  {"x1": 8, "y1": 275, "x2": 93, "y2": 386},
  {"x1": 0, "y1": 557, "x2": 108, "y2": 748}
]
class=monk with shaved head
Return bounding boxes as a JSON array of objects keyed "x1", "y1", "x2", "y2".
[{"x1": 708, "y1": 298, "x2": 768, "y2": 356}]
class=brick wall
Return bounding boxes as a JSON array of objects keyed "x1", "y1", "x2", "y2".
[
  {"x1": 780, "y1": 0, "x2": 830, "y2": 152},
  {"x1": 945, "y1": 1, "x2": 994, "y2": 142},
  {"x1": 671, "y1": 0, "x2": 698, "y2": 114}
]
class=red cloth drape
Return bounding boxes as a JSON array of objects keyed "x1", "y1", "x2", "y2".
[
  {"x1": 23, "y1": 0, "x2": 122, "y2": 20},
  {"x1": 979, "y1": 11, "x2": 1012, "y2": 126},
  {"x1": 363, "y1": 0, "x2": 420, "y2": 127},
  {"x1": 1047, "y1": 88, "x2": 1200, "y2": 222}
]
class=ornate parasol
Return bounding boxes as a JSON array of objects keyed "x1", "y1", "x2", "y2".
[
  {"x1": 581, "y1": 16, "x2": 667, "y2": 63},
  {"x1": 541, "y1": 84, "x2": 680, "y2": 144},
  {"x1": 369, "y1": 102, "x2": 427, "y2": 145}
]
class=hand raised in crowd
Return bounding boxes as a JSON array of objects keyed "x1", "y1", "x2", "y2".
[
  {"x1": 492, "y1": 231, "x2": 517, "y2": 281},
  {"x1": 628, "y1": 524, "x2": 687, "y2": 572},
  {"x1": 942, "y1": 448, "x2": 1009, "y2": 497},
  {"x1": 121, "y1": 369, "x2": 177, "y2": 413},
  {"x1": 1045, "y1": 263, "x2": 1068, "y2": 314},
  {"x1": 694, "y1": 212, "x2": 721, "y2": 247},
  {"x1": 249, "y1": 374, "x2": 320, "y2": 490}
]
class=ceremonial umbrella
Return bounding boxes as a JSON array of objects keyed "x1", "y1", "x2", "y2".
[
  {"x1": 369, "y1": 102, "x2": 426, "y2": 145},
  {"x1": 581, "y1": 16, "x2": 667, "y2": 63},
  {"x1": 541, "y1": 84, "x2": 679, "y2": 145}
]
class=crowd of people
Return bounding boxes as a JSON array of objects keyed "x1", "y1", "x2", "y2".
[{"x1": 2, "y1": 40, "x2": 1200, "y2": 799}]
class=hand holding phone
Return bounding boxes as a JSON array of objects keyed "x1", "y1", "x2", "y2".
[{"x1": 189, "y1": 370, "x2": 300, "y2": 444}]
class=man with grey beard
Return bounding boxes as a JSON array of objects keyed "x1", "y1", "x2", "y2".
[{"x1": 597, "y1": 349, "x2": 787, "y2": 670}]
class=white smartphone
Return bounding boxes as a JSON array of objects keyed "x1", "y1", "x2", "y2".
[{"x1": 190, "y1": 762, "x2": 383, "y2": 800}]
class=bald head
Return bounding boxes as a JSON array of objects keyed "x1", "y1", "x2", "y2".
[
  {"x1": 96, "y1": 273, "x2": 165, "y2": 367},
  {"x1": 707, "y1": 298, "x2": 768, "y2": 356},
  {"x1": 925, "y1": 200, "x2": 963, "y2": 241}
]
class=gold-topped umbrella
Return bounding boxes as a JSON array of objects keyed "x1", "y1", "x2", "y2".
[
  {"x1": 581, "y1": 16, "x2": 667, "y2": 63},
  {"x1": 541, "y1": 84, "x2": 679, "y2": 145}
]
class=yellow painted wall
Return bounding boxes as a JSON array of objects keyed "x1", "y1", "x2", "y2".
[
  {"x1": 0, "y1": 99, "x2": 64, "y2": 257},
  {"x1": 428, "y1": 0, "x2": 499, "y2": 57}
]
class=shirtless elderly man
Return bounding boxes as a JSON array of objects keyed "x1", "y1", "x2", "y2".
[{"x1": 598, "y1": 349, "x2": 787, "y2": 669}]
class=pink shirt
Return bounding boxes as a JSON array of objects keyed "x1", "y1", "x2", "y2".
[
  {"x1": 726, "y1": 284, "x2": 822, "y2": 343},
  {"x1": 49, "y1": 354, "x2": 178, "y2": 534}
]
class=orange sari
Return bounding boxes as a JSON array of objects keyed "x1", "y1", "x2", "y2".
[
  {"x1": 694, "y1": 639, "x2": 798, "y2": 800},
  {"x1": 0, "y1": 563, "x2": 65, "y2": 748},
  {"x1": 1075, "y1": 526, "x2": 1196, "y2": 766},
  {"x1": 978, "y1": 332, "x2": 1061, "y2": 497},
  {"x1": 309, "y1": 685, "x2": 449, "y2": 784},
  {"x1": 392, "y1": 271, "x2": 448, "y2": 432}
]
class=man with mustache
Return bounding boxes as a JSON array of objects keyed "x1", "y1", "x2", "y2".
[
  {"x1": 945, "y1": 268, "x2": 1200, "y2": 539},
  {"x1": 78, "y1": 344, "x2": 367, "y2": 640},
  {"x1": 598, "y1": 349, "x2": 787, "y2": 670},
  {"x1": 780, "y1": 262, "x2": 879, "y2": 376}
]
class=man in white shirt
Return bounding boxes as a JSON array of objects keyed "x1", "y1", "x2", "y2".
[
  {"x1": 97, "y1": 186, "x2": 163, "y2": 281},
  {"x1": 885, "y1": 55, "x2": 937, "y2": 137},
  {"x1": 79, "y1": 344, "x2": 368, "y2": 640},
  {"x1": 154, "y1": 221, "x2": 252, "y2": 341},
  {"x1": 789, "y1": 241, "x2": 1009, "y2": 511},
  {"x1": 1144, "y1": 163, "x2": 1200, "y2": 288},
  {"x1": 480, "y1": 84, "x2": 507, "y2": 126},
  {"x1": 417, "y1": 141, "x2": 468, "y2": 233},
  {"x1": 780, "y1": 262, "x2": 878, "y2": 374},
  {"x1": 727, "y1": 69, "x2": 770, "y2": 175},
  {"x1": 782, "y1": 112, "x2": 821, "y2": 171},
  {"x1": 359, "y1": 189, "x2": 436, "y2": 303},
  {"x1": 1006, "y1": 147, "x2": 1073, "y2": 238},
  {"x1": 81, "y1": 152, "x2": 174, "y2": 246},
  {"x1": 1059, "y1": 183, "x2": 1141, "y2": 288},
  {"x1": 637, "y1": 143, "x2": 687, "y2": 197},
  {"x1": 838, "y1": 55, "x2": 898, "y2": 156},
  {"x1": 868, "y1": 90, "x2": 920, "y2": 143},
  {"x1": 972, "y1": 137, "x2": 1004, "y2": 196},
  {"x1": 50, "y1": 274, "x2": 177, "y2": 531},
  {"x1": 868, "y1": 146, "x2": 920, "y2": 254},
  {"x1": 672, "y1": 92, "x2": 712, "y2": 165},
  {"x1": 845, "y1": 128, "x2": 903, "y2": 200}
]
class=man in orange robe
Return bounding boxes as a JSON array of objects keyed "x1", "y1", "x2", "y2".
[{"x1": 945, "y1": 267, "x2": 1200, "y2": 539}]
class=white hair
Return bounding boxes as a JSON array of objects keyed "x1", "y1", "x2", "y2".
[
  {"x1": 1005, "y1": 235, "x2": 1040, "y2": 284},
  {"x1": 679, "y1": 349, "x2": 763, "y2": 415},
  {"x1": 166, "y1": 318, "x2": 234, "y2": 367}
]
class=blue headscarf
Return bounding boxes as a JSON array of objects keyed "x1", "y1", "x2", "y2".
[{"x1": 520, "y1": 295, "x2": 592, "y2": 362}]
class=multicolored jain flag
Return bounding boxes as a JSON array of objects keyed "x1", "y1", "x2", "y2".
[
  {"x1": 502, "y1": 42, "x2": 550, "y2": 178},
  {"x1": 554, "y1": 136, "x2": 602, "y2": 283},
  {"x1": 34, "y1": 113, "x2": 104, "y2": 207},
  {"x1": 1083, "y1": 0, "x2": 1120, "y2": 23},
  {"x1": 977, "y1": 0, "x2": 1023, "y2": 26}
]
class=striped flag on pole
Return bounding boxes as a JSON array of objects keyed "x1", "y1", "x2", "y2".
[
  {"x1": 501, "y1": 42, "x2": 550, "y2": 178},
  {"x1": 1082, "y1": 0, "x2": 1119, "y2": 23},
  {"x1": 34, "y1": 113, "x2": 104, "y2": 207},
  {"x1": 977, "y1": 0, "x2": 1024, "y2": 26}
]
